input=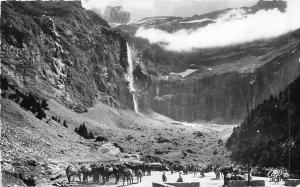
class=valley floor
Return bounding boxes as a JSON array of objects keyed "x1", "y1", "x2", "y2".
[
  {"x1": 1, "y1": 98, "x2": 235, "y2": 186},
  {"x1": 52, "y1": 171, "x2": 288, "y2": 187}
]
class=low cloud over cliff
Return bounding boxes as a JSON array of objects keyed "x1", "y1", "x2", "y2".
[{"x1": 135, "y1": 0, "x2": 300, "y2": 52}]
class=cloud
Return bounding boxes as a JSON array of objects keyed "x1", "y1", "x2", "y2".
[{"x1": 135, "y1": 0, "x2": 300, "y2": 52}]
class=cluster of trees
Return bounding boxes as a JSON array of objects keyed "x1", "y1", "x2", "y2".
[
  {"x1": 1, "y1": 76, "x2": 9, "y2": 90},
  {"x1": 51, "y1": 116, "x2": 68, "y2": 128},
  {"x1": 226, "y1": 76, "x2": 300, "y2": 174},
  {"x1": 20, "y1": 94, "x2": 48, "y2": 119},
  {"x1": 74, "y1": 123, "x2": 94, "y2": 139},
  {"x1": 1, "y1": 76, "x2": 49, "y2": 120}
]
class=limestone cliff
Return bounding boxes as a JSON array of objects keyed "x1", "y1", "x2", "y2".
[
  {"x1": 1, "y1": 1, "x2": 134, "y2": 112},
  {"x1": 132, "y1": 32, "x2": 300, "y2": 122}
]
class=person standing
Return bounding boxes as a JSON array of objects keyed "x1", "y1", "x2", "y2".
[
  {"x1": 177, "y1": 172, "x2": 183, "y2": 182},
  {"x1": 162, "y1": 172, "x2": 167, "y2": 182},
  {"x1": 216, "y1": 167, "x2": 221, "y2": 180}
]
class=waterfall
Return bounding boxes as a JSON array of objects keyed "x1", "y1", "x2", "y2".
[
  {"x1": 126, "y1": 43, "x2": 139, "y2": 113},
  {"x1": 156, "y1": 85, "x2": 159, "y2": 96}
]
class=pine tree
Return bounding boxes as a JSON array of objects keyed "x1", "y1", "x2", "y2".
[
  {"x1": 20, "y1": 95, "x2": 31, "y2": 110},
  {"x1": 41, "y1": 99, "x2": 49, "y2": 110},
  {"x1": 1, "y1": 77, "x2": 9, "y2": 90},
  {"x1": 78, "y1": 123, "x2": 88, "y2": 138},
  {"x1": 88, "y1": 131, "x2": 94, "y2": 139}
]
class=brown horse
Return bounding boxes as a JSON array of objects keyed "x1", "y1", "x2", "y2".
[{"x1": 66, "y1": 165, "x2": 82, "y2": 184}]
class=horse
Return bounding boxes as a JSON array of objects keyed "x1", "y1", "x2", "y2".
[
  {"x1": 200, "y1": 166, "x2": 206, "y2": 177},
  {"x1": 136, "y1": 169, "x2": 143, "y2": 183},
  {"x1": 182, "y1": 165, "x2": 188, "y2": 175},
  {"x1": 103, "y1": 165, "x2": 114, "y2": 183},
  {"x1": 91, "y1": 164, "x2": 103, "y2": 184},
  {"x1": 120, "y1": 166, "x2": 133, "y2": 185},
  {"x1": 145, "y1": 164, "x2": 151, "y2": 175},
  {"x1": 193, "y1": 165, "x2": 200, "y2": 177},
  {"x1": 66, "y1": 165, "x2": 82, "y2": 184},
  {"x1": 220, "y1": 166, "x2": 232, "y2": 186},
  {"x1": 80, "y1": 164, "x2": 92, "y2": 183},
  {"x1": 103, "y1": 164, "x2": 120, "y2": 184}
]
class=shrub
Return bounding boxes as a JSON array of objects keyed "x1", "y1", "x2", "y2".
[
  {"x1": 193, "y1": 131, "x2": 204, "y2": 137},
  {"x1": 95, "y1": 136, "x2": 108, "y2": 142},
  {"x1": 213, "y1": 150, "x2": 218, "y2": 155},
  {"x1": 218, "y1": 139, "x2": 223, "y2": 144},
  {"x1": 63, "y1": 120, "x2": 68, "y2": 128}
]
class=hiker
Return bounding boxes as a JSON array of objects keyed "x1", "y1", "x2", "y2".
[
  {"x1": 162, "y1": 172, "x2": 167, "y2": 182},
  {"x1": 177, "y1": 172, "x2": 183, "y2": 182},
  {"x1": 216, "y1": 167, "x2": 221, "y2": 180}
]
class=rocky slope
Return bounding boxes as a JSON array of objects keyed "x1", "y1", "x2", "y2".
[
  {"x1": 118, "y1": 0, "x2": 300, "y2": 122},
  {"x1": 1, "y1": 87, "x2": 234, "y2": 186},
  {"x1": 1, "y1": 1, "x2": 133, "y2": 112},
  {"x1": 226, "y1": 76, "x2": 300, "y2": 175}
]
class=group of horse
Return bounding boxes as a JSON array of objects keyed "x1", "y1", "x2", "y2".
[
  {"x1": 172, "y1": 163, "x2": 211, "y2": 177},
  {"x1": 66, "y1": 163, "x2": 151, "y2": 185}
]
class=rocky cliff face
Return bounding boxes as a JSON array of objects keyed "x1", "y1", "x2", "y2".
[
  {"x1": 1, "y1": 1, "x2": 134, "y2": 112},
  {"x1": 131, "y1": 31, "x2": 300, "y2": 122},
  {"x1": 119, "y1": 0, "x2": 300, "y2": 122},
  {"x1": 149, "y1": 43, "x2": 300, "y2": 122}
]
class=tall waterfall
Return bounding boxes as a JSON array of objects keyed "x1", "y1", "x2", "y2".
[{"x1": 126, "y1": 43, "x2": 139, "y2": 113}]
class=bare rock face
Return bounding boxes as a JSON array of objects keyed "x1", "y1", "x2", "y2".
[
  {"x1": 135, "y1": 36, "x2": 300, "y2": 122},
  {"x1": 1, "y1": 1, "x2": 134, "y2": 112},
  {"x1": 117, "y1": 0, "x2": 299, "y2": 123},
  {"x1": 103, "y1": 6, "x2": 130, "y2": 24},
  {"x1": 129, "y1": 28, "x2": 300, "y2": 122}
]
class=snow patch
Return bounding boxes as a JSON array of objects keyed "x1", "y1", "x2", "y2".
[
  {"x1": 180, "y1": 18, "x2": 213, "y2": 24},
  {"x1": 170, "y1": 69, "x2": 198, "y2": 78}
]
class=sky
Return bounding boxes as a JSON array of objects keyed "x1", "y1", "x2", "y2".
[
  {"x1": 82, "y1": 0, "x2": 258, "y2": 21},
  {"x1": 134, "y1": 0, "x2": 300, "y2": 51},
  {"x1": 82, "y1": 0, "x2": 300, "y2": 51}
]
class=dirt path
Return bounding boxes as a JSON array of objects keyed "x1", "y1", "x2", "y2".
[{"x1": 66, "y1": 171, "x2": 287, "y2": 187}]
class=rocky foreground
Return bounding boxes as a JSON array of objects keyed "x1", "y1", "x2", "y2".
[{"x1": 1, "y1": 94, "x2": 234, "y2": 186}]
